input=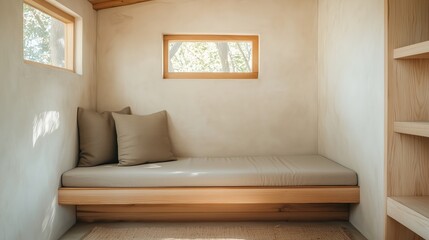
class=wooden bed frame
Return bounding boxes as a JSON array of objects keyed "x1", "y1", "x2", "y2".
[{"x1": 59, "y1": 186, "x2": 360, "y2": 222}]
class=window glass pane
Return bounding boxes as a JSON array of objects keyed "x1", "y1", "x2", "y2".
[
  {"x1": 23, "y1": 3, "x2": 66, "y2": 68},
  {"x1": 168, "y1": 41, "x2": 253, "y2": 73}
]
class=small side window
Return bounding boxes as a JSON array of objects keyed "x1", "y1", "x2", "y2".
[
  {"x1": 23, "y1": 0, "x2": 74, "y2": 71},
  {"x1": 163, "y1": 35, "x2": 259, "y2": 79}
]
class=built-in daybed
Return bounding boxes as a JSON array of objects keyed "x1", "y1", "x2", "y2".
[{"x1": 59, "y1": 155, "x2": 359, "y2": 222}]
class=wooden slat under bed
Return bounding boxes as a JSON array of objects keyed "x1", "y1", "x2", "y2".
[{"x1": 59, "y1": 186, "x2": 359, "y2": 222}]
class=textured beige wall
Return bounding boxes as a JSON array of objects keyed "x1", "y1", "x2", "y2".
[
  {"x1": 97, "y1": 0, "x2": 318, "y2": 157},
  {"x1": 0, "y1": 0, "x2": 97, "y2": 239},
  {"x1": 318, "y1": 0, "x2": 385, "y2": 239}
]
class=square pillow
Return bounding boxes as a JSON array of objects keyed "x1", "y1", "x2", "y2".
[
  {"x1": 112, "y1": 110, "x2": 175, "y2": 166},
  {"x1": 77, "y1": 107, "x2": 131, "y2": 167}
]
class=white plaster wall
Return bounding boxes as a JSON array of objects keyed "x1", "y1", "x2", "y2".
[
  {"x1": 318, "y1": 1, "x2": 385, "y2": 239},
  {"x1": 0, "y1": 0, "x2": 97, "y2": 239},
  {"x1": 97, "y1": 0, "x2": 318, "y2": 157}
]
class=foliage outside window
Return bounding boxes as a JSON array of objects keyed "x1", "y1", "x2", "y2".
[
  {"x1": 163, "y1": 35, "x2": 259, "y2": 79},
  {"x1": 23, "y1": 0, "x2": 74, "y2": 71}
]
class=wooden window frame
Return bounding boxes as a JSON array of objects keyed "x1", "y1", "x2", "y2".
[
  {"x1": 163, "y1": 35, "x2": 259, "y2": 79},
  {"x1": 23, "y1": 0, "x2": 75, "y2": 71}
]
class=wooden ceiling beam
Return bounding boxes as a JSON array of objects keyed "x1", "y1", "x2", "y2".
[{"x1": 88, "y1": 0, "x2": 153, "y2": 10}]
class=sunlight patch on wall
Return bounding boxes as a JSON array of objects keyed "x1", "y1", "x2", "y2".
[
  {"x1": 33, "y1": 111, "x2": 60, "y2": 147},
  {"x1": 41, "y1": 196, "x2": 57, "y2": 239}
]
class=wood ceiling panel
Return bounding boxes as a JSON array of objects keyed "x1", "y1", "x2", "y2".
[
  {"x1": 88, "y1": 0, "x2": 108, "y2": 4},
  {"x1": 88, "y1": 0, "x2": 153, "y2": 10}
]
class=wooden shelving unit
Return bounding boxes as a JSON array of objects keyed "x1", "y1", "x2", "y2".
[
  {"x1": 394, "y1": 122, "x2": 429, "y2": 138},
  {"x1": 386, "y1": 0, "x2": 429, "y2": 239},
  {"x1": 387, "y1": 197, "x2": 429, "y2": 239},
  {"x1": 394, "y1": 41, "x2": 429, "y2": 59}
]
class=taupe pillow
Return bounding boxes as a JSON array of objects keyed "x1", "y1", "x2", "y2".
[
  {"x1": 77, "y1": 107, "x2": 131, "y2": 167},
  {"x1": 112, "y1": 111, "x2": 175, "y2": 166}
]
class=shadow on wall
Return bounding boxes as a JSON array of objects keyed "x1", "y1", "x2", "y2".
[{"x1": 33, "y1": 111, "x2": 60, "y2": 147}]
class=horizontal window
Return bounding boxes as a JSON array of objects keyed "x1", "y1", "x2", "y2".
[
  {"x1": 163, "y1": 35, "x2": 259, "y2": 79},
  {"x1": 23, "y1": 0, "x2": 74, "y2": 71}
]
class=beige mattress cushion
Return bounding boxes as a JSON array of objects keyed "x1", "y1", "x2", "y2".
[{"x1": 62, "y1": 155, "x2": 358, "y2": 187}]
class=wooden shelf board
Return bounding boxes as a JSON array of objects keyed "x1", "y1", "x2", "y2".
[
  {"x1": 387, "y1": 196, "x2": 429, "y2": 239},
  {"x1": 394, "y1": 41, "x2": 429, "y2": 59},
  {"x1": 394, "y1": 121, "x2": 429, "y2": 137}
]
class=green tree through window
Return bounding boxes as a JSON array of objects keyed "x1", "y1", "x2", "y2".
[
  {"x1": 163, "y1": 35, "x2": 259, "y2": 79},
  {"x1": 23, "y1": 3, "x2": 66, "y2": 68}
]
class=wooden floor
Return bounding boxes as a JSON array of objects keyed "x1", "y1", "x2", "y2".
[{"x1": 60, "y1": 221, "x2": 367, "y2": 240}]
